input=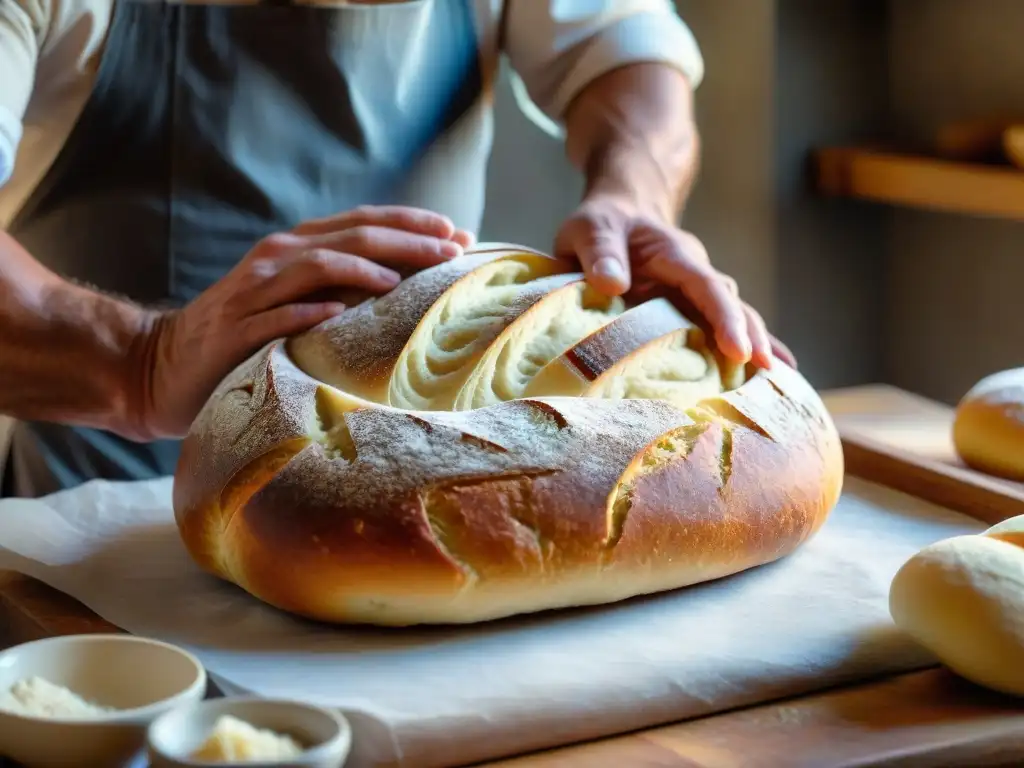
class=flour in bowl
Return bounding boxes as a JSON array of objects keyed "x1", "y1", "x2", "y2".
[
  {"x1": 0, "y1": 676, "x2": 114, "y2": 718},
  {"x1": 191, "y1": 714, "x2": 305, "y2": 762}
]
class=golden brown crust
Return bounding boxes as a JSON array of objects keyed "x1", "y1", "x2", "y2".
[
  {"x1": 174, "y1": 355, "x2": 842, "y2": 625},
  {"x1": 173, "y1": 245, "x2": 845, "y2": 626},
  {"x1": 611, "y1": 368, "x2": 842, "y2": 581},
  {"x1": 1003, "y1": 125, "x2": 1024, "y2": 171},
  {"x1": 286, "y1": 248, "x2": 565, "y2": 402},
  {"x1": 889, "y1": 515, "x2": 1024, "y2": 697},
  {"x1": 952, "y1": 367, "x2": 1024, "y2": 482}
]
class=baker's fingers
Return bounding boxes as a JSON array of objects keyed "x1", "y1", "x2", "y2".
[
  {"x1": 304, "y1": 225, "x2": 462, "y2": 268},
  {"x1": 292, "y1": 205, "x2": 458, "y2": 240},
  {"x1": 742, "y1": 303, "x2": 774, "y2": 369},
  {"x1": 240, "y1": 301, "x2": 347, "y2": 350},
  {"x1": 556, "y1": 208, "x2": 632, "y2": 296},
  {"x1": 718, "y1": 272, "x2": 739, "y2": 296},
  {"x1": 632, "y1": 226, "x2": 751, "y2": 363},
  {"x1": 249, "y1": 249, "x2": 401, "y2": 313},
  {"x1": 452, "y1": 229, "x2": 477, "y2": 249}
]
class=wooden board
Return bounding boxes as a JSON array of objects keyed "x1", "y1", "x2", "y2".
[
  {"x1": 814, "y1": 146, "x2": 1024, "y2": 222},
  {"x1": 828, "y1": 384, "x2": 1024, "y2": 525}
]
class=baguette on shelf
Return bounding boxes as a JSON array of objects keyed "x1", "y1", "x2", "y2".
[
  {"x1": 935, "y1": 118, "x2": 1020, "y2": 163},
  {"x1": 172, "y1": 245, "x2": 844, "y2": 626},
  {"x1": 1005, "y1": 126, "x2": 1024, "y2": 171},
  {"x1": 934, "y1": 117, "x2": 1024, "y2": 169}
]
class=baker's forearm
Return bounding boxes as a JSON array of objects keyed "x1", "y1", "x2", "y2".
[
  {"x1": 564, "y1": 62, "x2": 700, "y2": 223},
  {"x1": 0, "y1": 229, "x2": 154, "y2": 436}
]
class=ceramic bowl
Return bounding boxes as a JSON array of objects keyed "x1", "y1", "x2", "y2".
[
  {"x1": 147, "y1": 697, "x2": 352, "y2": 768},
  {"x1": 0, "y1": 633, "x2": 207, "y2": 767}
]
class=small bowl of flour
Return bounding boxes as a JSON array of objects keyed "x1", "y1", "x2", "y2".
[{"x1": 0, "y1": 633, "x2": 207, "y2": 767}]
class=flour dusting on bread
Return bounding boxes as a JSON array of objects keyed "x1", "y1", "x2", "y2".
[{"x1": 173, "y1": 244, "x2": 844, "y2": 626}]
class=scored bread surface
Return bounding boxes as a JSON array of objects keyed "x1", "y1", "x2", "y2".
[
  {"x1": 388, "y1": 255, "x2": 575, "y2": 410},
  {"x1": 453, "y1": 280, "x2": 626, "y2": 410},
  {"x1": 583, "y1": 327, "x2": 725, "y2": 411},
  {"x1": 524, "y1": 298, "x2": 690, "y2": 398},
  {"x1": 173, "y1": 244, "x2": 844, "y2": 626}
]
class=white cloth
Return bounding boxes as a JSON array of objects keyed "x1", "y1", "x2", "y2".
[{"x1": 0, "y1": 476, "x2": 983, "y2": 767}]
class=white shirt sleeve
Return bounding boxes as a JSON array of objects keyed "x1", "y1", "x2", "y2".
[
  {"x1": 503, "y1": 0, "x2": 705, "y2": 139},
  {"x1": 0, "y1": 0, "x2": 43, "y2": 187}
]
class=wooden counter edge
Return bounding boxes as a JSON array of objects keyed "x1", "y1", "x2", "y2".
[
  {"x1": 824, "y1": 383, "x2": 1024, "y2": 525},
  {"x1": 0, "y1": 572, "x2": 121, "y2": 641}
]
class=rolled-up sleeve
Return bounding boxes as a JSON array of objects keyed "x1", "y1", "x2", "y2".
[
  {"x1": 503, "y1": 0, "x2": 704, "y2": 138},
  {"x1": 0, "y1": 0, "x2": 42, "y2": 186}
]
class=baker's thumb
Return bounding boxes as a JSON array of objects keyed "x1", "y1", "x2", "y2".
[{"x1": 555, "y1": 210, "x2": 631, "y2": 296}]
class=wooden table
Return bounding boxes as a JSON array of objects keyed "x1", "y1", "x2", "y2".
[{"x1": 2, "y1": 384, "x2": 1024, "y2": 767}]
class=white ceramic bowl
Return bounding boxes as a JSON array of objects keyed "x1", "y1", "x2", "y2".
[
  {"x1": 147, "y1": 697, "x2": 352, "y2": 768},
  {"x1": 0, "y1": 633, "x2": 207, "y2": 768}
]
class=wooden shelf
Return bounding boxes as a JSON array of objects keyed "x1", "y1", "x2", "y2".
[{"x1": 814, "y1": 146, "x2": 1024, "y2": 221}]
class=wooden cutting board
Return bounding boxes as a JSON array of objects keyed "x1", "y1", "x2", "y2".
[{"x1": 827, "y1": 384, "x2": 1024, "y2": 526}]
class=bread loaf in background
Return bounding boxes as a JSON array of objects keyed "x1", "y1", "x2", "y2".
[
  {"x1": 172, "y1": 244, "x2": 845, "y2": 626},
  {"x1": 952, "y1": 367, "x2": 1024, "y2": 482},
  {"x1": 933, "y1": 117, "x2": 1024, "y2": 165},
  {"x1": 1004, "y1": 125, "x2": 1024, "y2": 171},
  {"x1": 890, "y1": 515, "x2": 1024, "y2": 697}
]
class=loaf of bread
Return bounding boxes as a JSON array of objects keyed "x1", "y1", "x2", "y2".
[
  {"x1": 172, "y1": 244, "x2": 844, "y2": 626},
  {"x1": 889, "y1": 515, "x2": 1024, "y2": 697},
  {"x1": 952, "y1": 367, "x2": 1024, "y2": 482},
  {"x1": 933, "y1": 119, "x2": 1024, "y2": 168},
  {"x1": 1005, "y1": 125, "x2": 1024, "y2": 171}
]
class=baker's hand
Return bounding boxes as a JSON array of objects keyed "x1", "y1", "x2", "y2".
[
  {"x1": 555, "y1": 194, "x2": 795, "y2": 370},
  {"x1": 130, "y1": 206, "x2": 474, "y2": 439}
]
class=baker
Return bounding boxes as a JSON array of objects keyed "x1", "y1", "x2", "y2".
[{"x1": 0, "y1": 0, "x2": 791, "y2": 499}]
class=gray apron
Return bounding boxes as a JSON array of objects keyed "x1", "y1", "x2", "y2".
[{"x1": 3, "y1": 0, "x2": 484, "y2": 498}]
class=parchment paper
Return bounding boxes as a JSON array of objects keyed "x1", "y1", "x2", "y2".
[{"x1": 0, "y1": 477, "x2": 984, "y2": 767}]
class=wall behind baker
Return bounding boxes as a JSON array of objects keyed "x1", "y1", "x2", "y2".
[
  {"x1": 773, "y1": 0, "x2": 889, "y2": 389},
  {"x1": 887, "y1": 0, "x2": 1024, "y2": 404},
  {"x1": 478, "y1": 61, "x2": 580, "y2": 253},
  {"x1": 481, "y1": 0, "x2": 889, "y2": 390}
]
